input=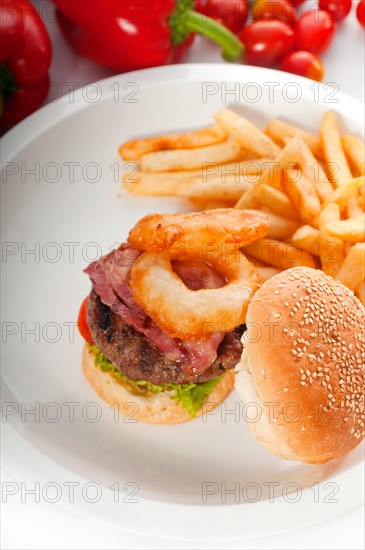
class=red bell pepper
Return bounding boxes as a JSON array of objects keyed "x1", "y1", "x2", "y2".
[
  {"x1": 52, "y1": 0, "x2": 244, "y2": 72},
  {"x1": 0, "y1": 0, "x2": 51, "y2": 133}
]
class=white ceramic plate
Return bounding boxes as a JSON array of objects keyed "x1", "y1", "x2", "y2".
[{"x1": 1, "y1": 64, "x2": 364, "y2": 542}]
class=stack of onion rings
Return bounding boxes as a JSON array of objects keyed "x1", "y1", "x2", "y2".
[{"x1": 128, "y1": 209, "x2": 270, "y2": 339}]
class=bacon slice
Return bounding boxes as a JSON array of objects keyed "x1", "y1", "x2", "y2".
[{"x1": 84, "y1": 245, "x2": 225, "y2": 374}]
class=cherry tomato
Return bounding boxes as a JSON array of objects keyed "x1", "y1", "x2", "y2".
[
  {"x1": 252, "y1": 0, "x2": 297, "y2": 25},
  {"x1": 294, "y1": 10, "x2": 336, "y2": 55},
  {"x1": 319, "y1": 0, "x2": 352, "y2": 22},
  {"x1": 195, "y1": 0, "x2": 248, "y2": 33},
  {"x1": 357, "y1": 0, "x2": 365, "y2": 27},
  {"x1": 239, "y1": 20, "x2": 294, "y2": 67},
  {"x1": 288, "y1": 0, "x2": 305, "y2": 5},
  {"x1": 280, "y1": 50, "x2": 324, "y2": 81},
  {"x1": 77, "y1": 296, "x2": 94, "y2": 345}
]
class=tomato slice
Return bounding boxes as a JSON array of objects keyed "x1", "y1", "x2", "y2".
[{"x1": 77, "y1": 296, "x2": 94, "y2": 345}]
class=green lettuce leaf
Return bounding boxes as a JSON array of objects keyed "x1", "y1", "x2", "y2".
[
  {"x1": 170, "y1": 377, "x2": 221, "y2": 417},
  {"x1": 89, "y1": 345, "x2": 221, "y2": 417}
]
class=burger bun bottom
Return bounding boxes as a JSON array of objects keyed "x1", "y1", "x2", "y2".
[{"x1": 82, "y1": 345, "x2": 235, "y2": 424}]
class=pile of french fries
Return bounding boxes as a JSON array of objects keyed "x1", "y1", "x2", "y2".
[{"x1": 119, "y1": 109, "x2": 365, "y2": 305}]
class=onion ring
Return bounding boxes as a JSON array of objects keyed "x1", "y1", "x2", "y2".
[
  {"x1": 127, "y1": 208, "x2": 270, "y2": 255},
  {"x1": 130, "y1": 248, "x2": 261, "y2": 340}
]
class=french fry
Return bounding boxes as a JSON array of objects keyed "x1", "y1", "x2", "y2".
[
  {"x1": 346, "y1": 196, "x2": 364, "y2": 217},
  {"x1": 265, "y1": 119, "x2": 323, "y2": 159},
  {"x1": 185, "y1": 157, "x2": 271, "y2": 180},
  {"x1": 243, "y1": 238, "x2": 316, "y2": 269},
  {"x1": 201, "y1": 200, "x2": 236, "y2": 210},
  {"x1": 256, "y1": 184, "x2": 300, "y2": 221},
  {"x1": 243, "y1": 209, "x2": 300, "y2": 239},
  {"x1": 319, "y1": 203, "x2": 346, "y2": 277},
  {"x1": 359, "y1": 184, "x2": 365, "y2": 210},
  {"x1": 123, "y1": 159, "x2": 270, "y2": 196},
  {"x1": 123, "y1": 170, "x2": 194, "y2": 195},
  {"x1": 214, "y1": 109, "x2": 281, "y2": 158},
  {"x1": 355, "y1": 280, "x2": 365, "y2": 305},
  {"x1": 295, "y1": 138, "x2": 333, "y2": 202},
  {"x1": 235, "y1": 135, "x2": 304, "y2": 209},
  {"x1": 325, "y1": 214, "x2": 365, "y2": 243},
  {"x1": 290, "y1": 225, "x2": 320, "y2": 256},
  {"x1": 177, "y1": 175, "x2": 254, "y2": 201},
  {"x1": 335, "y1": 243, "x2": 365, "y2": 290},
  {"x1": 254, "y1": 265, "x2": 282, "y2": 281},
  {"x1": 320, "y1": 112, "x2": 353, "y2": 187},
  {"x1": 282, "y1": 168, "x2": 321, "y2": 227},
  {"x1": 119, "y1": 124, "x2": 227, "y2": 160},
  {"x1": 140, "y1": 138, "x2": 245, "y2": 172},
  {"x1": 341, "y1": 135, "x2": 365, "y2": 177},
  {"x1": 324, "y1": 176, "x2": 364, "y2": 210}
]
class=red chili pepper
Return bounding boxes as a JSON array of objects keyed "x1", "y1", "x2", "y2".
[
  {"x1": 52, "y1": 0, "x2": 244, "y2": 71},
  {"x1": 0, "y1": 0, "x2": 52, "y2": 132}
]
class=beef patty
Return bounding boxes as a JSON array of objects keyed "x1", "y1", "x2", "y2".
[{"x1": 87, "y1": 290, "x2": 245, "y2": 385}]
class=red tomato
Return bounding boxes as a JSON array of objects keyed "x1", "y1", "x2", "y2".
[
  {"x1": 252, "y1": 0, "x2": 297, "y2": 24},
  {"x1": 288, "y1": 0, "x2": 305, "y2": 4},
  {"x1": 294, "y1": 10, "x2": 336, "y2": 55},
  {"x1": 195, "y1": 0, "x2": 248, "y2": 33},
  {"x1": 280, "y1": 50, "x2": 324, "y2": 81},
  {"x1": 77, "y1": 296, "x2": 94, "y2": 345},
  {"x1": 357, "y1": 0, "x2": 365, "y2": 27},
  {"x1": 239, "y1": 20, "x2": 295, "y2": 67},
  {"x1": 319, "y1": 0, "x2": 352, "y2": 22}
]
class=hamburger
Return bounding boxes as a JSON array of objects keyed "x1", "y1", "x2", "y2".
[
  {"x1": 235, "y1": 267, "x2": 365, "y2": 464},
  {"x1": 78, "y1": 209, "x2": 270, "y2": 423}
]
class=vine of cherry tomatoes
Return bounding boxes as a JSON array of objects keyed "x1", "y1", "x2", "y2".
[{"x1": 196, "y1": 0, "x2": 364, "y2": 82}]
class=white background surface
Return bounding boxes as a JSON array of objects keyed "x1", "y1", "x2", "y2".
[{"x1": 1, "y1": 1, "x2": 364, "y2": 548}]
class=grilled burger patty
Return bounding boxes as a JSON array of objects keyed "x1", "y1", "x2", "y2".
[{"x1": 87, "y1": 290, "x2": 245, "y2": 385}]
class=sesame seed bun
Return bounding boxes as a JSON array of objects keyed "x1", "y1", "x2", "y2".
[
  {"x1": 82, "y1": 345, "x2": 235, "y2": 424},
  {"x1": 235, "y1": 267, "x2": 365, "y2": 464}
]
